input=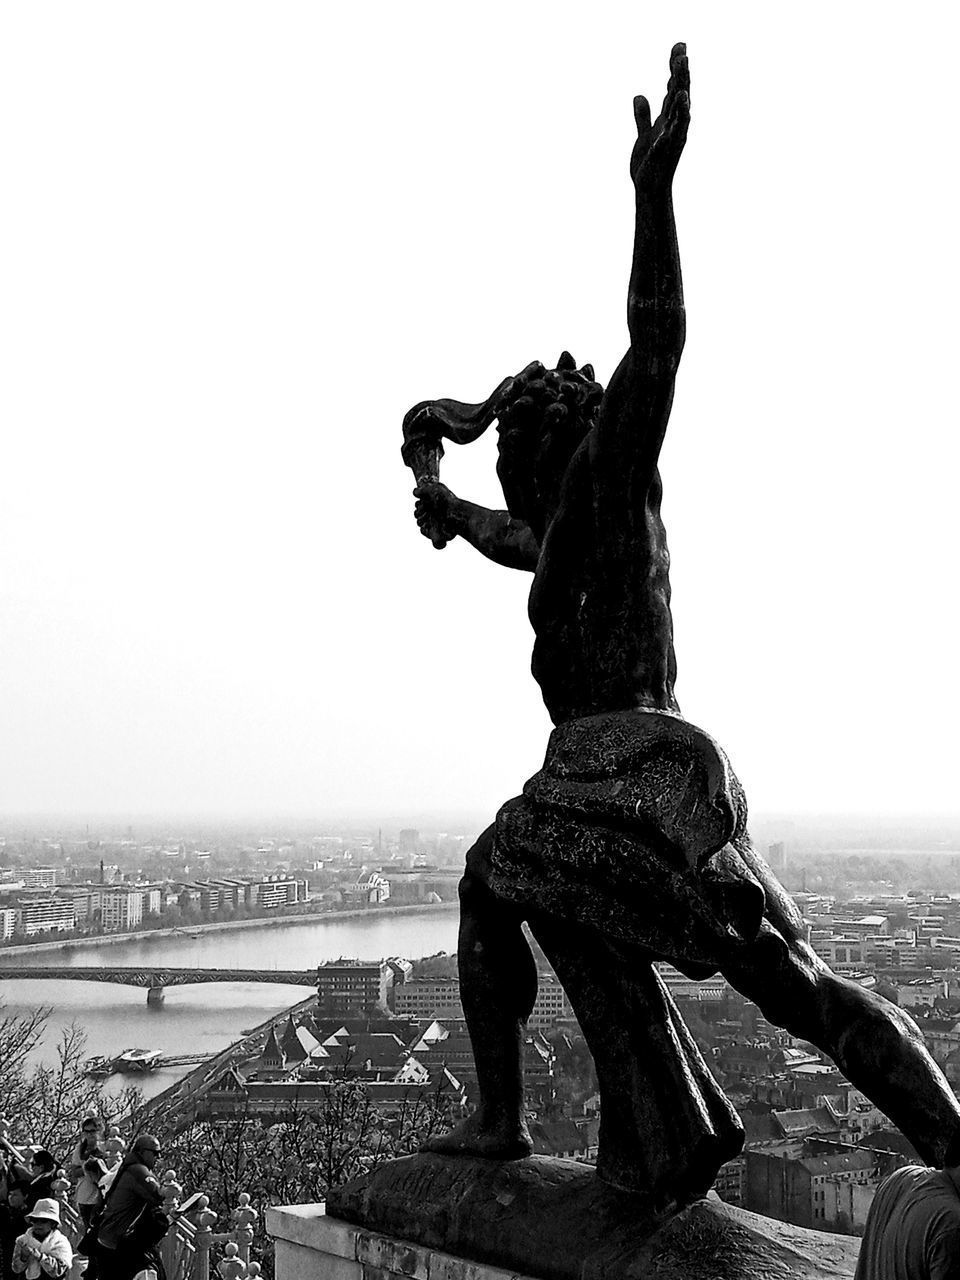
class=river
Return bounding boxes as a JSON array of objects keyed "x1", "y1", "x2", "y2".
[{"x1": 0, "y1": 905, "x2": 459, "y2": 1099}]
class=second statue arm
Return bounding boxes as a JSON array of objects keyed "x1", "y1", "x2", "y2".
[{"x1": 413, "y1": 480, "x2": 541, "y2": 572}]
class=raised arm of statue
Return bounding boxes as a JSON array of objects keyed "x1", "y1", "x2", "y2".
[
  {"x1": 413, "y1": 480, "x2": 540, "y2": 572},
  {"x1": 592, "y1": 43, "x2": 689, "y2": 485},
  {"x1": 526, "y1": 47, "x2": 689, "y2": 722}
]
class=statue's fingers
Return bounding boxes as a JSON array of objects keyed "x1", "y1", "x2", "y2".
[
  {"x1": 667, "y1": 88, "x2": 690, "y2": 138},
  {"x1": 655, "y1": 43, "x2": 688, "y2": 130},
  {"x1": 671, "y1": 52, "x2": 689, "y2": 103},
  {"x1": 633, "y1": 95, "x2": 652, "y2": 144},
  {"x1": 665, "y1": 46, "x2": 688, "y2": 115}
]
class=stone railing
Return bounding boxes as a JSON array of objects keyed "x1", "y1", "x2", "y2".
[{"x1": 51, "y1": 1167, "x2": 262, "y2": 1280}]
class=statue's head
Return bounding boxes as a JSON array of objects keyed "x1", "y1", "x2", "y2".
[{"x1": 496, "y1": 351, "x2": 603, "y2": 540}]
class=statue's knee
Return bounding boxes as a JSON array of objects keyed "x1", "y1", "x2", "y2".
[
  {"x1": 725, "y1": 933, "x2": 818, "y2": 1033},
  {"x1": 463, "y1": 825, "x2": 496, "y2": 884}
]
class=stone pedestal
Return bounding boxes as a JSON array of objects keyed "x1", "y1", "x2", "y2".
[
  {"x1": 267, "y1": 1204, "x2": 537, "y2": 1280},
  {"x1": 267, "y1": 1154, "x2": 861, "y2": 1280}
]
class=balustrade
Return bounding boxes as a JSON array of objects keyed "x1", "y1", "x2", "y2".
[{"x1": 47, "y1": 1159, "x2": 261, "y2": 1280}]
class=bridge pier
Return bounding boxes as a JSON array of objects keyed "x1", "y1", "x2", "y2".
[{"x1": 147, "y1": 985, "x2": 165, "y2": 1007}]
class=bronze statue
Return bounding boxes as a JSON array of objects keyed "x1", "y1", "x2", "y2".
[{"x1": 401, "y1": 45, "x2": 960, "y2": 1210}]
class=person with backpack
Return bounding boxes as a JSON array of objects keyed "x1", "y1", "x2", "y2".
[{"x1": 95, "y1": 1136, "x2": 167, "y2": 1280}]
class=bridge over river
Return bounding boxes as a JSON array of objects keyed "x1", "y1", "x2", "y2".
[{"x1": 0, "y1": 966, "x2": 318, "y2": 1005}]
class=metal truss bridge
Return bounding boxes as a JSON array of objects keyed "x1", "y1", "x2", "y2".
[{"x1": 0, "y1": 966, "x2": 318, "y2": 1005}]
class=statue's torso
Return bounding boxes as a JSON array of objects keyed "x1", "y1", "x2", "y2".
[{"x1": 528, "y1": 446, "x2": 677, "y2": 726}]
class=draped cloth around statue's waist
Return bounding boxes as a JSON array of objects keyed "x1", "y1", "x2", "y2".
[{"x1": 492, "y1": 707, "x2": 768, "y2": 973}]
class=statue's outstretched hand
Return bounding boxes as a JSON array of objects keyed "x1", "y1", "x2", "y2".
[
  {"x1": 413, "y1": 480, "x2": 459, "y2": 549},
  {"x1": 631, "y1": 42, "x2": 689, "y2": 189}
]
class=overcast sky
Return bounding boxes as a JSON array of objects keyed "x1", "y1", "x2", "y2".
[{"x1": 1, "y1": 4, "x2": 958, "y2": 824}]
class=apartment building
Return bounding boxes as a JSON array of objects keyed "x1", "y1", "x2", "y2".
[
  {"x1": 395, "y1": 970, "x2": 573, "y2": 1029},
  {"x1": 529, "y1": 973, "x2": 574, "y2": 1029},
  {"x1": 139, "y1": 884, "x2": 162, "y2": 915},
  {"x1": 250, "y1": 876, "x2": 305, "y2": 909},
  {"x1": 17, "y1": 897, "x2": 76, "y2": 935},
  {"x1": 394, "y1": 977, "x2": 463, "y2": 1020},
  {"x1": 25, "y1": 867, "x2": 58, "y2": 889},
  {"x1": 317, "y1": 959, "x2": 392, "y2": 1013},
  {"x1": 57, "y1": 887, "x2": 102, "y2": 920},
  {"x1": 745, "y1": 1142, "x2": 879, "y2": 1231},
  {"x1": 100, "y1": 887, "x2": 144, "y2": 931},
  {"x1": 812, "y1": 936, "x2": 868, "y2": 973}
]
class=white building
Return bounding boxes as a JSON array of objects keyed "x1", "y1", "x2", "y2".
[
  {"x1": 17, "y1": 897, "x2": 76, "y2": 934},
  {"x1": 100, "y1": 888, "x2": 144, "y2": 931},
  {"x1": 25, "y1": 867, "x2": 58, "y2": 889},
  {"x1": 394, "y1": 978, "x2": 463, "y2": 1020},
  {"x1": 897, "y1": 979, "x2": 946, "y2": 1009},
  {"x1": 530, "y1": 973, "x2": 575, "y2": 1029},
  {"x1": 355, "y1": 871, "x2": 390, "y2": 905},
  {"x1": 0, "y1": 907, "x2": 15, "y2": 940},
  {"x1": 136, "y1": 884, "x2": 163, "y2": 915},
  {"x1": 252, "y1": 877, "x2": 306, "y2": 910},
  {"x1": 811, "y1": 936, "x2": 867, "y2": 973}
]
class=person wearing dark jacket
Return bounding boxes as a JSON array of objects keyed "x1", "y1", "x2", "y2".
[
  {"x1": 7, "y1": 1155, "x2": 56, "y2": 1218},
  {"x1": 96, "y1": 1136, "x2": 167, "y2": 1280},
  {"x1": 0, "y1": 1150, "x2": 55, "y2": 1280},
  {"x1": 1, "y1": 1151, "x2": 29, "y2": 1280}
]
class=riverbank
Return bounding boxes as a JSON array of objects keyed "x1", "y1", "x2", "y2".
[{"x1": 0, "y1": 899, "x2": 459, "y2": 958}]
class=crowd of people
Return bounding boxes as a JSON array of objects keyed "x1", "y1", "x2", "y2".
[{"x1": 0, "y1": 1119, "x2": 169, "y2": 1280}]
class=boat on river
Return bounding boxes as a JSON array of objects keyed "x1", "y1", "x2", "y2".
[{"x1": 114, "y1": 1048, "x2": 163, "y2": 1072}]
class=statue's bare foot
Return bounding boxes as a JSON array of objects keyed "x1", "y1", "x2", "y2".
[
  {"x1": 422, "y1": 1111, "x2": 533, "y2": 1160},
  {"x1": 630, "y1": 42, "x2": 689, "y2": 189}
]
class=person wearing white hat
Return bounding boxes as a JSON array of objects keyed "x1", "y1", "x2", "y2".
[{"x1": 11, "y1": 1199, "x2": 73, "y2": 1280}]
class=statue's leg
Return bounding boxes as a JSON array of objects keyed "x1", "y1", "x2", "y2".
[
  {"x1": 423, "y1": 824, "x2": 537, "y2": 1158},
  {"x1": 527, "y1": 912, "x2": 743, "y2": 1207},
  {"x1": 720, "y1": 917, "x2": 960, "y2": 1165}
]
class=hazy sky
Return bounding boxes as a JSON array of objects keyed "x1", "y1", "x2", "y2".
[{"x1": 1, "y1": 5, "x2": 958, "y2": 823}]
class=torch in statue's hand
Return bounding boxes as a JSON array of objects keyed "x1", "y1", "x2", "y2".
[
  {"x1": 412, "y1": 479, "x2": 460, "y2": 550},
  {"x1": 401, "y1": 376, "x2": 516, "y2": 550},
  {"x1": 402, "y1": 403, "x2": 453, "y2": 549}
]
